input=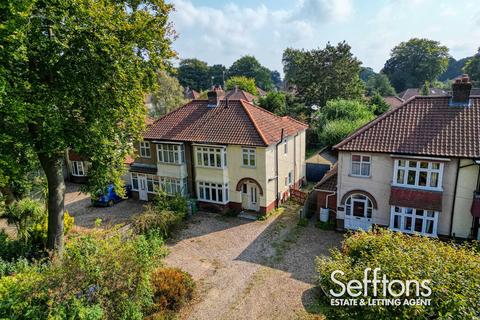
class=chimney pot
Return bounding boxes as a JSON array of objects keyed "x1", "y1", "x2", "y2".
[{"x1": 207, "y1": 85, "x2": 224, "y2": 107}]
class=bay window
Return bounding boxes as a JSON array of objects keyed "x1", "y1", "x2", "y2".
[
  {"x1": 393, "y1": 159, "x2": 443, "y2": 190},
  {"x1": 196, "y1": 146, "x2": 226, "y2": 168},
  {"x1": 131, "y1": 173, "x2": 187, "y2": 196},
  {"x1": 242, "y1": 148, "x2": 256, "y2": 167},
  {"x1": 72, "y1": 161, "x2": 86, "y2": 176},
  {"x1": 351, "y1": 154, "x2": 371, "y2": 177},
  {"x1": 197, "y1": 181, "x2": 229, "y2": 204},
  {"x1": 157, "y1": 143, "x2": 184, "y2": 164},
  {"x1": 390, "y1": 206, "x2": 438, "y2": 236},
  {"x1": 140, "y1": 141, "x2": 151, "y2": 158}
]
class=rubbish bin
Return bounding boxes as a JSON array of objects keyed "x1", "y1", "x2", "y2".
[{"x1": 320, "y1": 207, "x2": 329, "y2": 222}]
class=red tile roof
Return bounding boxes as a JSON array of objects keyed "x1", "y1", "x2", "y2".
[
  {"x1": 335, "y1": 96, "x2": 480, "y2": 158},
  {"x1": 383, "y1": 96, "x2": 404, "y2": 109},
  {"x1": 314, "y1": 164, "x2": 337, "y2": 192},
  {"x1": 144, "y1": 99, "x2": 308, "y2": 146}
]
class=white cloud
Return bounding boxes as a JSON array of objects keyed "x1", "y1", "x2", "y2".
[{"x1": 292, "y1": 0, "x2": 353, "y2": 23}]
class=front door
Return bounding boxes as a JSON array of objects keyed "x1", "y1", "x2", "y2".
[
  {"x1": 344, "y1": 195, "x2": 373, "y2": 231},
  {"x1": 241, "y1": 183, "x2": 259, "y2": 212},
  {"x1": 138, "y1": 175, "x2": 148, "y2": 201}
]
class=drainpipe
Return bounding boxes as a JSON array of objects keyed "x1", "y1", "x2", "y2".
[
  {"x1": 293, "y1": 133, "x2": 298, "y2": 187},
  {"x1": 190, "y1": 143, "x2": 196, "y2": 198},
  {"x1": 449, "y1": 159, "x2": 461, "y2": 237},
  {"x1": 275, "y1": 128, "x2": 284, "y2": 208}
]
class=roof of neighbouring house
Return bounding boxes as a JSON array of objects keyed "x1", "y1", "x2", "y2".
[
  {"x1": 398, "y1": 88, "x2": 449, "y2": 101},
  {"x1": 306, "y1": 148, "x2": 338, "y2": 165},
  {"x1": 224, "y1": 88, "x2": 256, "y2": 102},
  {"x1": 314, "y1": 164, "x2": 337, "y2": 192},
  {"x1": 184, "y1": 87, "x2": 200, "y2": 100},
  {"x1": 144, "y1": 99, "x2": 308, "y2": 146},
  {"x1": 334, "y1": 96, "x2": 480, "y2": 158},
  {"x1": 383, "y1": 96, "x2": 405, "y2": 109}
]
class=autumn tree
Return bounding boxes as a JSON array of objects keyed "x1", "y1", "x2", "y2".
[
  {"x1": 383, "y1": 38, "x2": 449, "y2": 92},
  {"x1": 282, "y1": 42, "x2": 364, "y2": 108},
  {"x1": 0, "y1": 0, "x2": 175, "y2": 255}
]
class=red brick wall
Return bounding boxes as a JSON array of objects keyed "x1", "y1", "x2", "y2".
[{"x1": 316, "y1": 190, "x2": 336, "y2": 220}]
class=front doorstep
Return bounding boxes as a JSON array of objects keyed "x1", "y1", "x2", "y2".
[{"x1": 238, "y1": 210, "x2": 261, "y2": 220}]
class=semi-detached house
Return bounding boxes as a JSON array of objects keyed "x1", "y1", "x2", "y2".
[
  {"x1": 316, "y1": 75, "x2": 480, "y2": 239},
  {"x1": 129, "y1": 87, "x2": 308, "y2": 214}
]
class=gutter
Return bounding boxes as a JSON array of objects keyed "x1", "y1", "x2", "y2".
[{"x1": 275, "y1": 128, "x2": 284, "y2": 208}]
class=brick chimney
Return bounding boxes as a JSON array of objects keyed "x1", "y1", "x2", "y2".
[
  {"x1": 451, "y1": 74, "x2": 472, "y2": 106},
  {"x1": 207, "y1": 85, "x2": 224, "y2": 107}
]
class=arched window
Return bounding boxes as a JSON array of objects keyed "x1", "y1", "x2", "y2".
[{"x1": 345, "y1": 194, "x2": 373, "y2": 218}]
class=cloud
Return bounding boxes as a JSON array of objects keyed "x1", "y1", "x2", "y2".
[{"x1": 292, "y1": 0, "x2": 353, "y2": 23}]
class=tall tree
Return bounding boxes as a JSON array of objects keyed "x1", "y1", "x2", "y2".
[
  {"x1": 365, "y1": 73, "x2": 396, "y2": 96},
  {"x1": 383, "y1": 38, "x2": 449, "y2": 92},
  {"x1": 209, "y1": 64, "x2": 227, "y2": 88},
  {"x1": 258, "y1": 92, "x2": 287, "y2": 115},
  {"x1": 225, "y1": 76, "x2": 258, "y2": 95},
  {"x1": 439, "y1": 57, "x2": 470, "y2": 81},
  {"x1": 282, "y1": 42, "x2": 364, "y2": 108},
  {"x1": 463, "y1": 48, "x2": 480, "y2": 86},
  {"x1": 270, "y1": 70, "x2": 282, "y2": 90},
  {"x1": 177, "y1": 58, "x2": 210, "y2": 91},
  {"x1": 0, "y1": 0, "x2": 175, "y2": 255},
  {"x1": 151, "y1": 72, "x2": 187, "y2": 117},
  {"x1": 228, "y1": 55, "x2": 274, "y2": 91}
]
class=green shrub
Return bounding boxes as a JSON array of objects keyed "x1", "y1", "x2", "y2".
[
  {"x1": 153, "y1": 190, "x2": 188, "y2": 214},
  {"x1": 150, "y1": 267, "x2": 194, "y2": 313},
  {"x1": 316, "y1": 229, "x2": 480, "y2": 319},
  {"x1": 0, "y1": 229, "x2": 167, "y2": 319},
  {"x1": 132, "y1": 205, "x2": 185, "y2": 238},
  {"x1": 315, "y1": 220, "x2": 335, "y2": 230}
]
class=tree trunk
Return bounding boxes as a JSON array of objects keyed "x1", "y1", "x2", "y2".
[{"x1": 38, "y1": 154, "x2": 66, "y2": 257}]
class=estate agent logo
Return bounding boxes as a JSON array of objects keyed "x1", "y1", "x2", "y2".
[{"x1": 328, "y1": 268, "x2": 432, "y2": 306}]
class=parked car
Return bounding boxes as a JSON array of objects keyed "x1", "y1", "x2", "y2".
[{"x1": 91, "y1": 184, "x2": 132, "y2": 207}]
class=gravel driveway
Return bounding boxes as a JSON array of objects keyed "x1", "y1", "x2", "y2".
[
  {"x1": 165, "y1": 203, "x2": 343, "y2": 320},
  {"x1": 65, "y1": 182, "x2": 145, "y2": 228}
]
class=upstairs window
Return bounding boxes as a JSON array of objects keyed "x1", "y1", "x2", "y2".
[
  {"x1": 351, "y1": 154, "x2": 371, "y2": 177},
  {"x1": 157, "y1": 143, "x2": 184, "y2": 164},
  {"x1": 72, "y1": 161, "x2": 86, "y2": 176},
  {"x1": 393, "y1": 159, "x2": 443, "y2": 190},
  {"x1": 242, "y1": 148, "x2": 256, "y2": 167},
  {"x1": 196, "y1": 146, "x2": 226, "y2": 168},
  {"x1": 140, "y1": 141, "x2": 151, "y2": 158}
]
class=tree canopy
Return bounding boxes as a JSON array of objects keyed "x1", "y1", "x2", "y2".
[
  {"x1": 282, "y1": 42, "x2": 364, "y2": 108},
  {"x1": 177, "y1": 58, "x2": 211, "y2": 91},
  {"x1": 228, "y1": 55, "x2": 274, "y2": 91},
  {"x1": 463, "y1": 48, "x2": 480, "y2": 86},
  {"x1": 383, "y1": 38, "x2": 449, "y2": 92},
  {"x1": 150, "y1": 72, "x2": 187, "y2": 117},
  {"x1": 365, "y1": 73, "x2": 396, "y2": 96},
  {"x1": 258, "y1": 92, "x2": 287, "y2": 116},
  {"x1": 0, "y1": 0, "x2": 175, "y2": 254},
  {"x1": 225, "y1": 76, "x2": 258, "y2": 95}
]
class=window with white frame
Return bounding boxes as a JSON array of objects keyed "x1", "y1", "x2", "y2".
[
  {"x1": 195, "y1": 146, "x2": 226, "y2": 168},
  {"x1": 351, "y1": 154, "x2": 371, "y2": 177},
  {"x1": 140, "y1": 141, "x2": 151, "y2": 158},
  {"x1": 393, "y1": 159, "x2": 443, "y2": 190},
  {"x1": 157, "y1": 143, "x2": 184, "y2": 164},
  {"x1": 390, "y1": 206, "x2": 438, "y2": 236},
  {"x1": 72, "y1": 161, "x2": 86, "y2": 176},
  {"x1": 160, "y1": 177, "x2": 187, "y2": 195},
  {"x1": 146, "y1": 175, "x2": 160, "y2": 193},
  {"x1": 197, "y1": 181, "x2": 229, "y2": 204},
  {"x1": 131, "y1": 173, "x2": 139, "y2": 190},
  {"x1": 242, "y1": 148, "x2": 256, "y2": 167}
]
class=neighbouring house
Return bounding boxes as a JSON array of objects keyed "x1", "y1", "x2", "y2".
[
  {"x1": 398, "y1": 87, "x2": 449, "y2": 101},
  {"x1": 316, "y1": 74, "x2": 480, "y2": 239},
  {"x1": 65, "y1": 116, "x2": 154, "y2": 184},
  {"x1": 184, "y1": 87, "x2": 200, "y2": 100},
  {"x1": 128, "y1": 86, "x2": 308, "y2": 214},
  {"x1": 383, "y1": 96, "x2": 404, "y2": 109}
]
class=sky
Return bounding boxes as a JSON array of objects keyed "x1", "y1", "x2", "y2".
[{"x1": 167, "y1": 0, "x2": 480, "y2": 74}]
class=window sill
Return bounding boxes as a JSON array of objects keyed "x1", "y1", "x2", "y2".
[
  {"x1": 391, "y1": 184, "x2": 443, "y2": 192},
  {"x1": 197, "y1": 199, "x2": 229, "y2": 205},
  {"x1": 72, "y1": 174, "x2": 86, "y2": 177},
  {"x1": 348, "y1": 174, "x2": 371, "y2": 179},
  {"x1": 389, "y1": 226, "x2": 437, "y2": 238},
  {"x1": 195, "y1": 166, "x2": 227, "y2": 170},
  {"x1": 241, "y1": 165, "x2": 256, "y2": 169},
  {"x1": 157, "y1": 162, "x2": 184, "y2": 166}
]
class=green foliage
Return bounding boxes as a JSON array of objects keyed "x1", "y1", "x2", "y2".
[
  {"x1": 150, "y1": 267, "x2": 195, "y2": 313},
  {"x1": 315, "y1": 220, "x2": 335, "y2": 230},
  {"x1": 177, "y1": 58, "x2": 211, "y2": 91},
  {"x1": 225, "y1": 76, "x2": 258, "y2": 95},
  {"x1": 420, "y1": 80, "x2": 431, "y2": 96},
  {"x1": 316, "y1": 230, "x2": 480, "y2": 319},
  {"x1": 365, "y1": 73, "x2": 396, "y2": 96},
  {"x1": 153, "y1": 190, "x2": 188, "y2": 215},
  {"x1": 228, "y1": 55, "x2": 274, "y2": 91},
  {"x1": 282, "y1": 42, "x2": 364, "y2": 108},
  {"x1": 132, "y1": 206, "x2": 185, "y2": 238},
  {"x1": 359, "y1": 67, "x2": 376, "y2": 82},
  {"x1": 463, "y1": 49, "x2": 480, "y2": 86},
  {"x1": 383, "y1": 38, "x2": 450, "y2": 92},
  {"x1": 151, "y1": 71, "x2": 187, "y2": 117},
  {"x1": 258, "y1": 91, "x2": 287, "y2": 115},
  {"x1": 270, "y1": 70, "x2": 283, "y2": 89},
  {"x1": 314, "y1": 99, "x2": 375, "y2": 147},
  {"x1": 209, "y1": 64, "x2": 227, "y2": 87},
  {"x1": 0, "y1": 230, "x2": 167, "y2": 319},
  {"x1": 369, "y1": 93, "x2": 390, "y2": 116},
  {"x1": 439, "y1": 57, "x2": 470, "y2": 81},
  {"x1": 297, "y1": 218, "x2": 309, "y2": 227}
]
